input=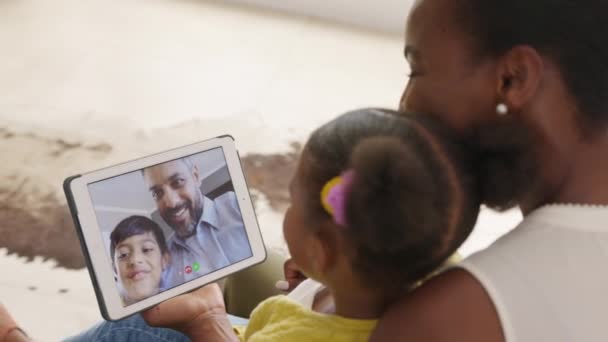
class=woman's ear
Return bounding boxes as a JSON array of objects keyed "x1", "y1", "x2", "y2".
[{"x1": 496, "y1": 45, "x2": 544, "y2": 111}]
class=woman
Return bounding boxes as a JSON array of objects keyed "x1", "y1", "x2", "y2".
[
  {"x1": 3, "y1": 0, "x2": 608, "y2": 340},
  {"x1": 371, "y1": 0, "x2": 608, "y2": 341},
  {"x1": 151, "y1": 0, "x2": 608, "y2": 340}
]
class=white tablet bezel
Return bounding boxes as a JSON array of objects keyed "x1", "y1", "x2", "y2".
[{"x1": 68, "y1": 136, "x2": 266, "y2": 320}]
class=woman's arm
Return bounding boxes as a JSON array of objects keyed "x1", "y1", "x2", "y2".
[
  {"x1": 369, "y1": 269, "x2": 504, "y2": 342},
  {"x1": 142, "y1": 283, "x2": 239, "y2": 342}
]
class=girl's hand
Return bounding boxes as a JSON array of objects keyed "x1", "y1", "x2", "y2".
[
  {"x1": 276, "y1": 259, "x2": 308, "y2": 293},
  {"x1": 142, "y1": 283, "x2": 238, "y2": 342}
]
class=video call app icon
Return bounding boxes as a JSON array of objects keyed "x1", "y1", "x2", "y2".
[{"x1": 184, "y1": 262, "x2": 200, "y2": 275}]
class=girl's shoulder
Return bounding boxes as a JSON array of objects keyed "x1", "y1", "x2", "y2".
[
  {"x1": 286, "y1": 278, "x2": 326, "y2": 309},
  {"x1": 245, "y1": 295, "x2": 377, "y2": 342}
]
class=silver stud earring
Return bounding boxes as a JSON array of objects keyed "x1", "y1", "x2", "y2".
[{"x1": 496, "y1": 103, "x2": 508, "y2": 115}]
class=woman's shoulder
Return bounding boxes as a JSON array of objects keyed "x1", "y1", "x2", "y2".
[
  {"x1": 457, "y1": 205, "x2": 608, "y2": 341},
  {"x1": 370, "y1": 268, "x2": 504, "y2": 342},
  {"x1": 462, "y1": 205, "x2": 608, "y2": 270}
]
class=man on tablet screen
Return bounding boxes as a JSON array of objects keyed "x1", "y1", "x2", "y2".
[{"x1": 142, "y1": 157, "x2": 252, "y2": 289}]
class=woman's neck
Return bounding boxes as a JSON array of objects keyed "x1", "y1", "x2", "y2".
[
  {"x1": 522, "y1": 134, "x2": 608, "y2": 215},
  {"x1": 549, "y1": 137, "x2": 608, "y2": 207}
]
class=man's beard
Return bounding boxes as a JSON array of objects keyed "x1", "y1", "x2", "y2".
[
  {"x1": 468, "y1": 118, "x2": 545, "y2": 212},
  {"x1": 164, "y1": 197, "x2": 204, "y2": 239}
]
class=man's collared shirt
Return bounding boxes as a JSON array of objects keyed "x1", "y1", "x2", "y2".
[{"x1": 161, "y1": 191, "x2": 252, "y2": 289}]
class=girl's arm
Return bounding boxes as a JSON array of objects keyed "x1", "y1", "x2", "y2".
[{"x1": 281, "y1": 258, "x2": 308, "y2": 292}]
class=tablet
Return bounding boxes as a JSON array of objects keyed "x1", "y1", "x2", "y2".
[{"x1": 63, "y1": 135, "x2": 266, "y2": 321}]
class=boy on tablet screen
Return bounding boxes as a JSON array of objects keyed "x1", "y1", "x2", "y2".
[
  {"x1": 142, "y1": 157, "x2": 252, "y2": 289},
  {"x1": 110, "y1": 216, "x2": 170, "y2": 305}
]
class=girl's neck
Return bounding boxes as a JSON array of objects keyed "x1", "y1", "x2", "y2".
[{"x1": 327, "y1": 285, "x2": 391, "y2": 320}]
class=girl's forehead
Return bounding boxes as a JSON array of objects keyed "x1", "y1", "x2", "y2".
[
  {"x1": 291, "y1": 151, "x2": 320, "y2": 197},
  {"x1": 294, "y1": 149, "x2": 313, "y2": 178},
  {"x1": 290, "y1": 158, "x2": 308, "y2": 193}
]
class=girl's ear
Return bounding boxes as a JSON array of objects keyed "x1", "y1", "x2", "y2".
[{"x1": 307, "y1": 227, "x2": 339, "y2": 278}]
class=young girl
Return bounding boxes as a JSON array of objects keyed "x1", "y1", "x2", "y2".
[{"x1": 157, "y1": 107, "x2": 481, "y2": 342}]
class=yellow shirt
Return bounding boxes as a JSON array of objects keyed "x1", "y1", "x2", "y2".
[{"x1": 234, "y1": 295, "x2": 378, "y2": 342}]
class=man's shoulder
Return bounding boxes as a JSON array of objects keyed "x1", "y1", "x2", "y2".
[
  {"x1": 165, "y1": 232, "x2": 187, "y2": 253},
  {"x1": 212, "y1": 191, "x2": 239, "y2": 209},
  {"x1": 214, "y1": 191, "x2": 237, "y2": 201},
  {"x1": 165, "y1": 230, "x2": 177, "y2": 245},
  {"x1": 208, "y1": 191, "x2": 246, "y2": 230}
]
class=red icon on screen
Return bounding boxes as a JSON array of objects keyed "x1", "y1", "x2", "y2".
[{"x1": 185, "y1": 265, "x2": 192, "y2": 274}]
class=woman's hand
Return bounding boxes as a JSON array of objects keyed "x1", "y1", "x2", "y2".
[
  {"x1": 142, "y1": 283, "x2": 238, "y2": 342},
  {"x1": 276, "y1": 259, "x2": 308, "y2": 293}
]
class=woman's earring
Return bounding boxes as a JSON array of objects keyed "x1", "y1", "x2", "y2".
[{"x1": 496, "y1": 103, "x2": 508, "y2": 115}]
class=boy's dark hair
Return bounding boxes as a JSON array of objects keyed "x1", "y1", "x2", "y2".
[
  {"x1": 304, "y1": 108, "x2": 480, "y2": 294},
  {"x1": 454, "y1": 0, "x2": 608, "y2": 135},
  {"x1": 110, "y1": 215, "x2": 168, "y2": 262}
]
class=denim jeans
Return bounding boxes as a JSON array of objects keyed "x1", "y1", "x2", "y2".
[{"x1": 63, "y1": 314, "x2": 249, "y2": 342}]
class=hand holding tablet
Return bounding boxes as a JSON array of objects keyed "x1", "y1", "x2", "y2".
[{"x1": 64, "y1": 136, "x2": 266, "y2": 321}]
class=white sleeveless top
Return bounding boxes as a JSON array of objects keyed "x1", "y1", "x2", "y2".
[
  {"x1": 458, "y1": 205, "x2": 608, "y2": 342},
  {"x1": 286, "y1": 278, "x2": 326, "y2": 309}
]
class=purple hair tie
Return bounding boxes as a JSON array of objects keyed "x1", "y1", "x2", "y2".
[{"x1": 320, "y1": 169, "x2": 355, "y2": 226}]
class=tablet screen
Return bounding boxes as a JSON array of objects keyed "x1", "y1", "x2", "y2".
[{"x1": 87, "y1": 147, "x2": 253, "y2": 306}]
